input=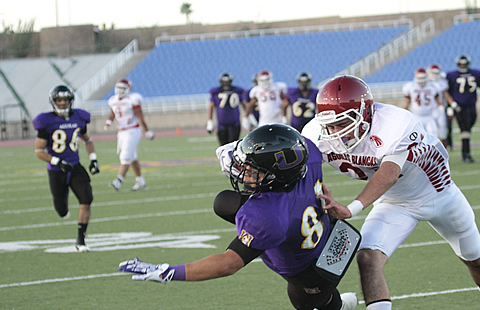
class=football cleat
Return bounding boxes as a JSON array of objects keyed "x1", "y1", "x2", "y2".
[
  {"x1": 340, "y1": 292, "x2": 358, "y2": 310},
  {"x1": 462, "y1": 153, "x2": 475, "y2": 163},
  {"x1": 131, "y1": 180, "x2": 147, "y2": 191},
  {"x1": 109, "y1": 178, "x2": 122, "y2": 191},
  {"x1": 75, "y1": 244, "x2": 90, "y2": 253},
  {"x1": 62, "y1": 210, "x2": 70, "y2": 220}
]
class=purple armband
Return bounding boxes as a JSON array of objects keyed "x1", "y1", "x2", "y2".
[{"x1": 166, "y1": 264, "x2": 186, "y2": 281}]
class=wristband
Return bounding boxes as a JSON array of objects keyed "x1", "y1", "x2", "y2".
[
  {"x1": 105, "y1": 119, "x2": 112, "y2": 125},
  {"x1": 50, "y1": 156, "x2": 60, "y2": 165},
  {"x1": 450, "y1": 101, "x2": 458, "y2": 109},
  {"x1": 347, "y1": 200, "x2": 364, "y2": 218},
  {"x1": 89, "y1": 153, "x2": 97, "y2": 161},
  {"x1": 165, "y1": 264, "x2": 186, "y2": 281}
]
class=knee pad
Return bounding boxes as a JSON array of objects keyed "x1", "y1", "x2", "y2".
[{"x1": 460, "y1": 131, "x2": 471, "y2": 139}]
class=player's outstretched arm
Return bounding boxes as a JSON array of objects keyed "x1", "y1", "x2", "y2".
[{"x1": 118, "y1": 250, "x2": 244, "y2": 283}]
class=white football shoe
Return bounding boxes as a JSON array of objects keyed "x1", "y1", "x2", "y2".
[
  {"x1": 75, "y1": 244, "x2": 90, "y2": 253},
  {"x1": 131, "y1": 180, "x2": 147, "y2": 191},
  {"x1": 340, "y1": 292, "x2": 358, "y2": 310},
  {"x1": 109, "y1": 178, "x2": 122, "y2": 191}
]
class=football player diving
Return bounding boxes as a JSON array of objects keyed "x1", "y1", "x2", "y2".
[{"x1": 119, "y1": 124, "x2": 360, "y2": 310}]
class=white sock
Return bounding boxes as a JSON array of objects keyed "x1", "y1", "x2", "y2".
[
  {"x1": 366, "y1": 301, "x2": 392, "y2": 310},
  {"x1": 136, "y1": 176, "x2": 144, "y2": 183}
]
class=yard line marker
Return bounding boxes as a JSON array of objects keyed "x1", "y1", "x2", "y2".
[{"x1": 0, "y1": 273, "x2": 125, "y2": 288}]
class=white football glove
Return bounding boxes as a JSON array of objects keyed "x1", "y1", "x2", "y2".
[
  {"x1": 281, "y1": 116, "x2": 288, "y2": 125},
  {"x1": 248, "y1": 114, "x2": 258, "y2": 128},
  {"x1": 216, "y1": 141, "x2": 240, "y2": 178},
  {"x1": 118, "y1": 257, "x2": 173, "y2": 284},
  {"x1": 145, "y1": 130, "x2": 155, "y2": 140},
  {"x1": 104, "y1": 119, "x2": 112, "y2": 131},
  {"x1": 241, "y1": 117, "x2": 251, "y2": 131},
  {"x1": 206, "y1": 120, "x2": 214, "y2": 134}
]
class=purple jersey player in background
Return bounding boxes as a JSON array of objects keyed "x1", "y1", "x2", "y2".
[
  {"x1": 33, "y1": 85, "x2": 100, "y2": 252},
  {"x1": 282, "y1": 72, "x2": 319, "y2": 132},
  {"x1": 118, "y1": 124, "x2": 359, "y2": 310},
  {"x1": 207, "y1": 72, "x2": 247, "y2": 145},
  {"x1": 444, "y1": 54, "x2": 480, "y2": 163}
]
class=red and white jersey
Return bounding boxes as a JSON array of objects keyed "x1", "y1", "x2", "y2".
[
  {"x1": 430, "y1": 78, "x2": 448, "y2": 107},
  {"x1": 249, "y1": 82, "x2": 287, "y2": 126},
  {"x1": 402, "y1": 81, "x2": 439, "y2": 117},
  {"x1": 302, "y1": 103, "x2": 452, "y2": 206},
  {"x1": 107, "y1": 93, "x2": 143, "y2": 130}
]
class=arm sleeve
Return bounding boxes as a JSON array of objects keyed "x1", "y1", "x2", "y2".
[
  {"x1": 37, "y1": 128, "x2": 49, "y2": 140},
  {"x1": 227, "y1": 237, "x2": 264, "y2": 265},
  {"x1": 381, "y1": 150, "x2": 409, "y2": 170}
]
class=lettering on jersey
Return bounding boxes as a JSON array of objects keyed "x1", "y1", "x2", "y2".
[
  {"x1": 239, "y1": 229, "x2": 254, "y2": 247},
  {"x1": 58, "y1": 123, "x2": 78, "y2": 129},
  {"x1": 326, "y1": 153, "x2": 377, "y2": 167},
  {"x1": 407, "y1": 143, "x2": 451, "y2": 192},
  {"x1": 369, "y1": 135, "x2": 383, "y2": 148}
]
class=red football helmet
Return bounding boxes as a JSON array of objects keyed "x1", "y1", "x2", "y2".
[
  {"x1": 315, "y1": 75, "x2": 374, "y2": 153},
  {"x1": 115, "y1": 79, "x2": 132, "y2": 98},
  {"x1": 257, "y1": 70, "x2": 273, "y2": 89},
  {"x1": 414, "y1": 68, "x2": 428, "y2": 87},
  {"x1": 427, "y1": 64, "x2": 442, "y2": 81}
]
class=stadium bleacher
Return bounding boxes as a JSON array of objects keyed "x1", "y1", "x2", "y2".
[
  {"x1": 364, "y1": 19, "x2": 480, "y2": 83},
  {"x1": 101, "y1": 25, "x2": 409, "y2": 99}
]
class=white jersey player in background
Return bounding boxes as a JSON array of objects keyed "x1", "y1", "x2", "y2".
[
  {"x1": 245, "y1": 70, "x2": 287, "y2": 127},
  {"x1": 302, "y1": 75, "x2": 480, "y2": 310},
  {"x1": 104, "y1": 79, "x2": 154, "y2": 191},
  {"x1": 402, "y1": 68, "x2": 445, "y2": 144},
  {"x1": 427, "y1": 64, "x2": 450, "y2": 149}
]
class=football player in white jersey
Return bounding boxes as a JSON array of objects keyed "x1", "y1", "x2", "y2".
[
  {"x1": 302, "y1": 75, "x2": 480, "y2": 310},
  {"x1": 245, "y1": 70, "x2": 287, "y2": 127},
  {"x1": 104, "y1": 79, "x2": 154, "y2": 191},
  {"x1": 428, "y1": 64, "x2": 452, "y2": 150},
  {"x1": 402, "y1": 68, "x2": 444, "y2": 143}
]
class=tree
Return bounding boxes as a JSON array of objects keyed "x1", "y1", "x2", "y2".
[
  {"x1": 2, "y1": 19, "x2": 36, "y2": 58},
  {"x1": 180, "y1": 3, "x2": 193, "y2": 24}
]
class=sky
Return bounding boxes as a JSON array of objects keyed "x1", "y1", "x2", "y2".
[{"x1": 0, "y1": 0, "x2": 472, "y2": 31}]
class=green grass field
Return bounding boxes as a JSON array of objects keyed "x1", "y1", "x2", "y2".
[{"x1": 1, "y1": 125, "x2": 479, "y2": 309}]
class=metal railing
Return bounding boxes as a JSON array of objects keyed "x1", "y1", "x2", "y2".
[
  {"x1": 84, "y1": 93, "x2": 210, "y2": 117},
  {"x1": 155, "y1": 19, "x2": 413, "y2": 45},
  {"x1": 75, "y1": 39, "x2": 138, "y2": 102},
  {"x1": 333, "y1": 18, "x2": 436, "y2": 80}
]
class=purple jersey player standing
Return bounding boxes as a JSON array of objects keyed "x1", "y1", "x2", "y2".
[
  {"x1": 118, "y1": 124, "x2": 360, "y2": 310},
  {"x1": 282, "y1": 72, "x2": 319, "y2": 132},
  {"x1": 33, "y1": 85, "x2": 100, "y2": 252},
  {"x1": 207, "y1": 72, "x2": 247, "y2": 145},
  {"x1": 444, "y1": 54, "x2": 480, "y2": 163}
]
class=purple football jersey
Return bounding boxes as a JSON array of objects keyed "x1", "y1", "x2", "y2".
[
  {"x1": 446, "y1": 69, "x2": 480, "y2": 107},
  {"x1": 32, "y1": 109, "x2": 91, "y2": 171},
  {"x1": 209, "y1": 86, "x2": 246, "y2": 128},
  {"x1": 235, "y1": 138, "x2": 330, "y2": 277},
  {"x1": 285, "y1": 88, "x2": 319, "y2": 132}
]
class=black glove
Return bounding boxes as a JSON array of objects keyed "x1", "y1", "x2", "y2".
[
  {"x1": 58, "y1": 160, "x2": 74, "y2": 173},
  {"x1": 89, "y1": 160, "x2": 100, "y2": 175}
]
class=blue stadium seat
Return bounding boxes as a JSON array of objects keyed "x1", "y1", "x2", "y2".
[
  {"x1": 364, "y1": 20, "x2": 480, "y2": 83},
  {"x1": 102, "y1": 25, "x2": 408, "y2": 99}
]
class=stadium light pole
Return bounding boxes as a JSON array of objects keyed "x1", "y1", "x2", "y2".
[{"x1": 55, "y1": 0, "x2": 59, "y2": 27}]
